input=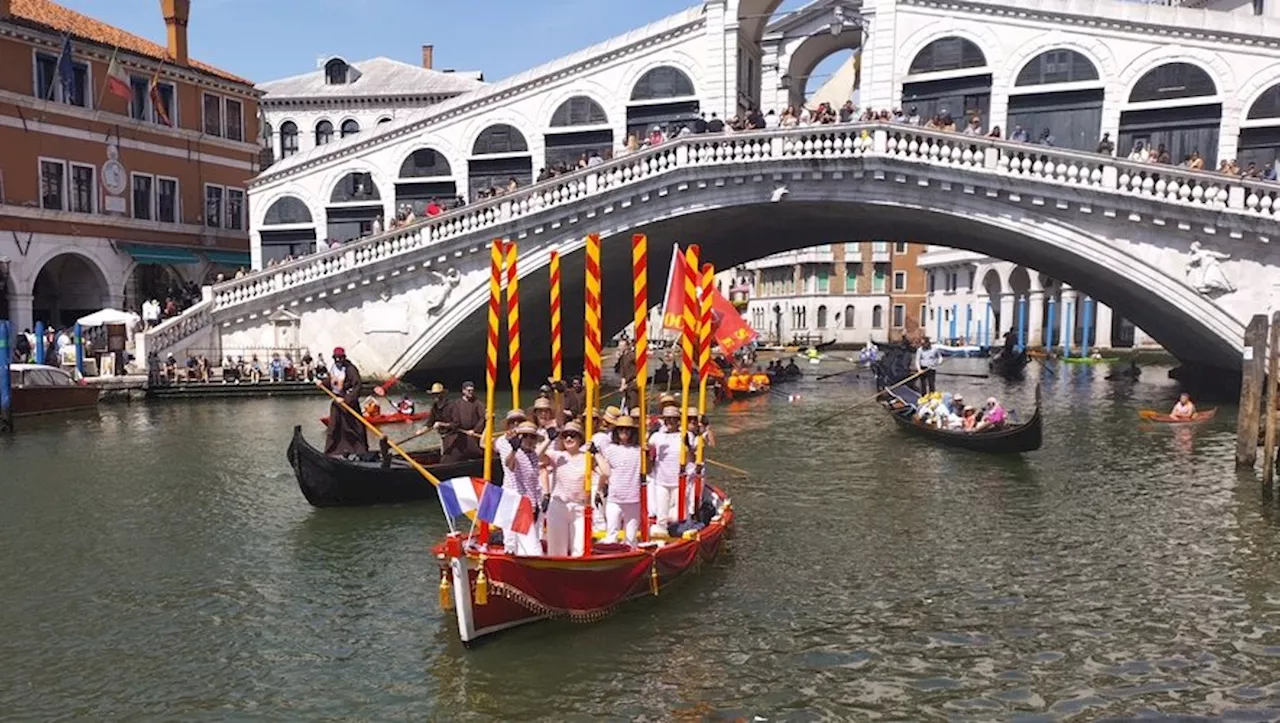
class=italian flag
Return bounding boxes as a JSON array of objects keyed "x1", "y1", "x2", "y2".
[{"x1": 106, "y1": 55, "x2": 130, "y2": 100}]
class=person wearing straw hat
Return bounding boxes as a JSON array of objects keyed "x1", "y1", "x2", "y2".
[
  {"x1": 502, "y1": 420, "x2": 550, "y2": 555},
  {"x1": 493, "y1": 408, "x2": 527, "y2": 463},
  {"x1": 532, "y1": 396, "x2": 561, "y2": 441},
  {"x1": 541, "y1": 420, "x2": 589, "y2": 556},
  {"x1": 647, "y1": 405, "x2": 686, "y2": 526},
  {"x1": 596, "y1": 414, "x2": 644, "y2": 547},
  {"x1": 425, "y1": 382, "x2": 449, "y2": 427},
  {"x1": 322, "y1": 347, "x2": 369, "y2": 457}
]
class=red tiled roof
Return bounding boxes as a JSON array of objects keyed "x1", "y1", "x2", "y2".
[{"x1": 8, "y1": 0, "x2": 253, "y2": 86}]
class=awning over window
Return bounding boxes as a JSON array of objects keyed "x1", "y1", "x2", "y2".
[
  {"x1": 204, "y1": 250, "x2": 252, "y2": 267},
  {"x1": 122, "y1": 244, "x2": 200, "y2": 265}
]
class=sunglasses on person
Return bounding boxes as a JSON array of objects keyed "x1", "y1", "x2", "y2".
[{"x1": 561, "y1": 432, "x2": 582, "y2": 441}]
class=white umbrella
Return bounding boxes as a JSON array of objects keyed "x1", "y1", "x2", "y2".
[{"x1": 76, "y1": 308, "x2": 140, "y2": 328}]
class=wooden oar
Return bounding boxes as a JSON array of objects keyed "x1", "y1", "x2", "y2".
[
  {"x1": 810, "y1": 367, "x2": 929, "y2": 427},
  {"x1": 317, "y1": 383, "x2": 443, "y2": 487},
  {"x1": 392, "y1": 424, "x2": 440, "y2": 447},
  {"x1": 937, "y1": 371, "x2": 990, "y2": 379},
  {"x1": 817, "y1": 366, "x2": 861, "y2": 381},
  {"x1": 372, "y1": 375, "x2": 399, "y2": 397},
  {"x1": 706, "y1": 457, "x2": 750, "y2": 476}
]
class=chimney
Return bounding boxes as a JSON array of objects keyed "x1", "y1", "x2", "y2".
[
  {"x1": 421, "y1": 45, "x2": 434, "y2": 70},
  {"x1": 160, "y1": 0, "x2": 190, "y2": 66}
]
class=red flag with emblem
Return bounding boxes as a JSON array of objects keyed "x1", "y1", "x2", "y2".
[
  {"x1": 660, "y1": 245, "x2": 687, "y2": 333},
  {"x1": 709, "y1": 285, "x2": 758, "y2": 355}
]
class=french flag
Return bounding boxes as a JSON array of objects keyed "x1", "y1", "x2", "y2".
[
  {"x1": 437, "y1": 476, "x2": 487, "y2": 520},
  {"x1": 477, "y1": 483, "x2": 536, "y2": 535}
]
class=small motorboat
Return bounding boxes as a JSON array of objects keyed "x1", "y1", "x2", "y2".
[
  {"x1": 1138, "y1": 408, "x2": 1217, "y2": 424},
  {"x1": 286, "y1": 425, "x2": 496, "y2": 507},
  {"x1": 318, "y1": 411, "x2": 429, "y2": 426},
  {"x1": 7, "y1": 364, "x2": 100, "y2": 417}
]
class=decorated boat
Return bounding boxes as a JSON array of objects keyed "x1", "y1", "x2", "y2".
[
  {"x1": 1138, "y1": 408, "x2": 1217, "y2": 424},
  {"x1": 287, "y1": 425, "x2": 494, "y2": 507},
  {"x1": 318, "y1": 410, "x2": 428, "y2": 426}
]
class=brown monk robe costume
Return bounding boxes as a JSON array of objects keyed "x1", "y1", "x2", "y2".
[
  {"x1": 438, "y1": 380, "x2": 486, "y2": 463},
  {"x1": 614, "y1": 339, "x2": 640, "y2": 411},
  {"x1": 323, "y1": 347, "x2": 370, "y2": 456}
]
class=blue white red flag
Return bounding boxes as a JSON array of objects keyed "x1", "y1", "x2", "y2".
[
  {"x1": 477, "y1": 483, "x2": 536, "y2": 534},
  {"x1": 437, "y1": 476, "x2": 486, "y2": 520}
]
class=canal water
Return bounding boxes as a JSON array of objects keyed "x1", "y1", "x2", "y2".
[{"x1": 3, "y1": 361, "x2": 1280, "y2": 720}]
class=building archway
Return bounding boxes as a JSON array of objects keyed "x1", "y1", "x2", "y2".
[
  {"x1": 1238, "y1": 82, "x2": 1280, "y2": 172},
  {"x1": 901, "y1": 36, "x2": 991, "y2": 127},
  {"x1": 468, "y1": 123, "x2": 532, "y2": 200},
  {"x1": 626, "y1": 66, "x2": 700, "y2": 141},
  {"x1": 1119, "y1": 62, "x2": 1221, "y2": 167},
  {"x1": 124, "y1": 263, "x2": 186, "y2": 314},
  {"x1": 1008, "y1": 49, "x2": 1104, "y2": 151},
  {"x1": 545, "y1": 95, "x2": 612, "y2": 171},
  {"x1": 32, "y1": 253, "x2": 110, "y2": 328},
  {"x1": 396, "y1": 148, "x2": 456, "y2": 216}
]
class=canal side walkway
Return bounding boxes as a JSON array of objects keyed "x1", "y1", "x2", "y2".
[{"x1": 87, "y1": 375, "x2": 328, "y2": 402}]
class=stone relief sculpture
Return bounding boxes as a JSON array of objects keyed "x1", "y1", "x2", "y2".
[
  {"x1": 426, "y1": 268, "x2": 462, "y2": 314},
  {"x1": 1185, "y1": 241, "x2": 1235, "y2": 295}
]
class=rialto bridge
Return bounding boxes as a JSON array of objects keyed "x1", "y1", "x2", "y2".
[{"x1": 141, "y1": 0, "x2": 1280, "y2": 377}]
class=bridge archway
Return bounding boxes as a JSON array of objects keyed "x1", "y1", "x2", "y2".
[
  {"x1": 396, "y1": 147, "x2": 456, "y2": 216},
  {"x1": 545, "y1": 95, "x2": 612, "y2": 171},
  {"x1": 901, "y1": 37, "x2": 992, "y2": 128},
  {"x1": 395, "y1": 193, "x2": 1244, "y2": 379}
]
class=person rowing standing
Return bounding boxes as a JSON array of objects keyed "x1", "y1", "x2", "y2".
[
  {"x1": 322, "y1": 347, "x2": 369, "y2": 457},
  {"x1": 914, "y1": 337, "x2": 942, "y2": 395},
  {"x1": 439, "y1": 381, "x2": 485, "y2": 463}
]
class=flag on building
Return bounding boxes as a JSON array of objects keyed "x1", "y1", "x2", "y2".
[
  {"x1": 149, "y1": 71, "x2": 171, "y2": 126},
  {"x1": 105, "y1": 51, "x2": 130, "y2": 100},
  {"x1": 54, "y1": 36, "x2": 75, "y2": 101},
  {"x1": 476, "y1": 483, "x2": 535, "y2": 534},
  {"x1": 436, "y1": 476, "x2": 487, "y2": 520}
]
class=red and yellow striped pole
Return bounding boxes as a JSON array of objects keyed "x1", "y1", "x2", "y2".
[
  {"x1": 481, "y1": 238, "x2": 505, "y2": 543},
  {"x1": 549, "y1": 250, "x2": 563, "y2": 410},
  {"x1": 581, "y1": 233, "x2": 603, "y2": 556},
  {"x1": 677, "y1": 244, "x2": 700, "y2": 523},
  {"x1": 504, "y1": 242, "x2": 521, "y2": 410},
  {"x1": 632, "y1": 234, "x2": 650, "y2": 542},
  {"x1": 694, "y1": 262, "x2": 715, "y2": 508}
]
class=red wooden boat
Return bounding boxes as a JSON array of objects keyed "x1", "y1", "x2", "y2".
[
  {"x1": 319, "y1": 411, "x2": 428, "y2": 426},
  {"x1": 8, "y1": 364, "x2": 100, "y2": 417},
  {"x1": 434, "y1": 485, "x2": 734, "y2": 645}
]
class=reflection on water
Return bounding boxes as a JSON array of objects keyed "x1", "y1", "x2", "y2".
[{"x1": 3, "y1": 363, "x2": 1280, "y2": 719}]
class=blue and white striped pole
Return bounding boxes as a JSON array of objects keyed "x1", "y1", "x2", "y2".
[
  {"x1": 1045, "y1": 295, "x2": 1057, "y2": 350},
  {"x1": 34, "y1": 320, "x2": 45, "y2": 365},
  {"x1": 1016, "y1": 295, "x2": 1027, "y2": 350},
  {"x1": 1064, "y1": 301, "x2": 1074, "y2": 358},
  {"x1": 985, "y1": 299, "x2": 993, "y2": 348},
  {"x1": 1082, "y1": 296, "x2": 1095, "y2": 358},
  {"x1": 74, "y1": 323, "x2": 84, "y2": 377}
]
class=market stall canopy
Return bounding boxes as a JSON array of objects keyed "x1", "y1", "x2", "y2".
[{"x1": 76, "y1": 309, "x2": 140, "y2": 328}]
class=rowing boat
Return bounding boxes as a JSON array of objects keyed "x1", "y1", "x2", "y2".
[
  {"x1": 435, "y1": 485, "x2": 734, "y2": 645},
  {"x1": 318, "y1": 411, "x2": 428, "y2": 426},
  {"x1": 1138, "y1": 408, "x2": 1217, "y2": 424},
  {"x1": 879, "y1": 384, "x2": 1044, "y2": 454},
  {"x1": 286, "y1": 425, "x2": 494, "y2": 507}
]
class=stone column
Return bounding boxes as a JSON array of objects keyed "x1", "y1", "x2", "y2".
[
  {"x1": 9, "y1": 292, "x2": 33, "y2": 332},
  {"x1": 1094, "y1": 302, "x2": 1114, "y2": 349},
  {"x1": 974, "y1": 293, "x2": 989, "y2": 346},
  {"x1": 999, "y1": 292, "x2": 1015, "y2": 338},
  {"x1": 1027, "y1": 289, "x2": 1045, "y2": 347},
  {"x1": 1060, "y1": 286, "x2": 1079, "y2": 354}
]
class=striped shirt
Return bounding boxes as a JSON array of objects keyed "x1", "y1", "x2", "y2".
[
  {"x1": 602, "y1": 444, "x2": 643, "y2": 504},
  {"x1": 546, "y1": 450, "x2": 588, "y2": 504},
  {"x1": 649, "y1": 430, "x2": 686, "y2": 487},
  {"x1": 504, "y1": 446, "x2": 542, "y2": 502}
]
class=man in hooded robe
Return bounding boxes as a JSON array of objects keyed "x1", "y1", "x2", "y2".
[{"x1": 323, "y1": 347, "x2": 370, "y2": 457}]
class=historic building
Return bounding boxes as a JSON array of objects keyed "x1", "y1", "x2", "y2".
[
  {"x1": 0, "y1": 0, "x2": 261, "y2": 330},
  {"x1": 743, "y1": 242, "x2": 929, "y2": 346},
  {"x1": 917, "y1": 246, "x2": 1161, "y2": 350}
]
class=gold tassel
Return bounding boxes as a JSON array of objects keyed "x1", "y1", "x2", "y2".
[
  {"x1": 474, "y1": 555, "x2": 489, "y2": 606},
  {"x1": 650, "y1": 560, "x2": 660, "y2": 596},
  {"x1": 439, "y1": 570, "x2": 454, "y2": 611}
]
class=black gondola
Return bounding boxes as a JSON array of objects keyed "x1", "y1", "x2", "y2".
[
  {"x1": 286, "y1": 425, "x2": 497, "y2": 507},
  {"x1": 989, "y1": 349, "x2": 1031, "y2": 380},
  {"x1": 879, "y1": 385, "x2": 1043, "y2": 454}
]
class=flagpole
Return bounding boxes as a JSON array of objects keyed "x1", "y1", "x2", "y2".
[
  {"x1": 694, "y1": 262, "x2": 714, "y2": 510},
  {"x1": 504, "y1": 242, "x2": 521, "y2": 410},
  {"x1": 481, "y1": 239, "x2": 505, "y2": 544},
  {"x1": 677, "y1": 245, "x2": 700, "y2": 524},
  {"x1": 632, "y1": 234, "x2": 651, "y2": 542},
  {"x1": 95, "y1": 46, "x2": 118, "y2": 110},
  {"x1": 582, "y1": 233, "x2": 604, "y2": 556},
  {"x1": 47, "y1": 33, "x2": 71, "y2": 102}
]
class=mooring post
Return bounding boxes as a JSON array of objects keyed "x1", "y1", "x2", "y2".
[
  {"x1": 1264, "y1": 311, "x2": 1280, "y2": 490},
  {"x1": 1236, "y1": 314, "x2": 1269, "y2": 468},
  {"x1": 0, "y1": 319, "x2": 12, "y2": 433}
]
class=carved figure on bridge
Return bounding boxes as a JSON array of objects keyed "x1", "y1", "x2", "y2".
[
  {"x1": 426, "y1": 268, "x2": 462, "y2": 314},
  {"x1": 1185, "y1": 241, "x2": 1235, "y2": 295}
]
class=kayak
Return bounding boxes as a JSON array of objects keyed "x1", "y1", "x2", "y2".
[
  {"x1": 1138, "y1": 408, "x2": 1217, "y2": 424},
  {"x1": 1062, "y1": 357, "x2": 1119, "y2": 364},
  {"x1": 319, "y1": 411, "x2": 429, "y2": 426}
]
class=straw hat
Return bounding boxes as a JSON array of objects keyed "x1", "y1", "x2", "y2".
[
  {"x1": 630, "y1": 407, "x2": 641, "y2": 418},
  {"x1": 658, "y1": 393, "x2": 677, "y2": 405},
  {"x1": 613, "y1": 415, "x2": 637, "y2": 428},
  {"x1": 533, "y1": 397, "x2": 553, "y2": 411},
  {"x1": 562, "y1": 421, "x2": 584, "y2": 435},
  {"x1": 953, "y1": 394, "x2": 964, "y2": 403},
  {"x1": 429, "y1": 382, "x2": 446, "y2": 394},
  {"x1": 605, "y1": 405, "x2": 622, "y2": 418},
  {"x1": 515, "y1": 421, "x2": 540, "y2": 436},
  {"x1": 661, "y1": 405, "x2": 681, "y2": 418},
  {"x1": 505, "y1": 409, "x2": 526, "y2": 422}
]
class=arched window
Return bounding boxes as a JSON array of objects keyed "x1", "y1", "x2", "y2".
[
  {"x1": 630, "y1": 66, "x2": 695, "y2": 101},
  {"x1": 1015, "y1": 49, "x2": 1099, "y2": 86},
  {"x1": 844, "y1": 305, "x2": 855, "y2": 329},
  {"x1": 330, "y1": 172, "x2": 380, "y2": 203},
  {"x1": 280, "y1": 121, "x2": 298, "y2": 158},
  {"x1": 472, "y1": 124, "x2": 529, "y2": 155},
  {"x1": 315, "y1": 120, "x2": 333, "y2": 146},
  {"x1": 325, "y1": 58, "x2": 349, "y2": 85},
  {"x1": 263, "y1": 196, "x2": 312, "y2": 225},
  {"x1": 399, "y1": 148, "x2": 452, "y2": 178},
  {"x1": 908, "y1": 37, "x2": 986, "y2": 75},
  {"x1": 817, "y1": 305, "x2": 828, "y2": 329},
  {"x1": 1129, "y1": 63, "x2": 1217, "y2": 103},
  {"x1": 340, "y1": 119, "x2": 360, "y2": 138},
  {"x1": 871, "y1": 305, "x2": 884, "y2": 329},
  {"x1": 1248, "y1": 84, "x2": 1280, "y2": 120},
  {"x1": 551, "y1": 96, "x2": 608, "y2": 127}
]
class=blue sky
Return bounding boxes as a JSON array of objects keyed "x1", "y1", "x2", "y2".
[{"x1": 56, "y1": 0, "x2": 843, "y2": 89}]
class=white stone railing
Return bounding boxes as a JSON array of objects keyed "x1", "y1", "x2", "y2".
[
  {"x1": 213, "y1": 122, "x2": 1280, "y2": 315},
  {"x1": 144, "y1": 299, "x2": 212, "y2": 350}
]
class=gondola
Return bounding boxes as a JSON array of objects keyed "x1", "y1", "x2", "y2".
[
  {"x1": 879, "y1": 384, "x2": 1043, "y2": 453},
  {"x1": 286, "y1": 425, "x2": 495, "y2": 507},
  {"x1": 989, "y1": 349, "x2": 1031, "y2": 380}
]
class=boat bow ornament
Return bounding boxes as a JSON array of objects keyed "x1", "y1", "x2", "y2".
[{"x1": 148, "y1": 122, "x2": 1280, "y2": 369}]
